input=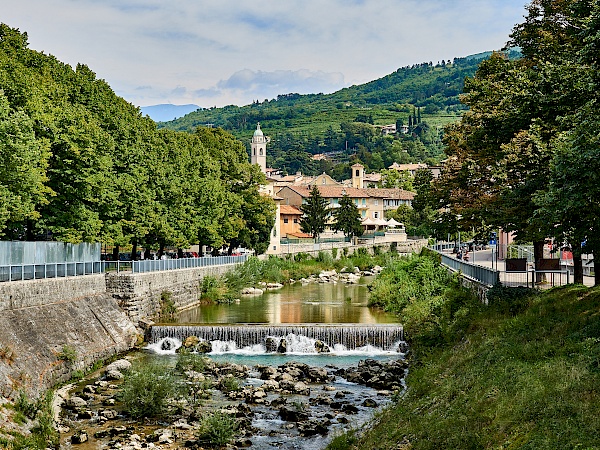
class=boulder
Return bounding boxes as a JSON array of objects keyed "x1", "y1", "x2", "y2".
[
  {"x1": 265, "y1": 337, "x2": 278, "y2": 353},
  {"x1": 71, "y1": 430, "x2": 88, "y2": 444},
  {"x1": 67, "y1": 397, "x2": 88, "y2": 409},
  {"x1": 279, "y1": 405, "x2": 309, "y2": 422},
  {"x1": 314, "y1": 340, "x2": 330, "y2": 353},
  {"x1": 106, "y1": 359, "x2": 132, "y2": 372},
  {"x1": 196, "y1": 340, "x2": 213, "y2": 353},
  {"x1": 277, "y1": 338, "x2": 287, "y2": 353},
  {"x1": 182, "y1": 336, "x2": 200, "y2": 348},
  {"x1": 292, "y1": 381, "x2": 310, "y2": 396}
]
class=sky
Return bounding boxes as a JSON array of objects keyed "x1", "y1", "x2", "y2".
[{"x1": 2, "y1": 0, "x2": 529, "y2": 109}]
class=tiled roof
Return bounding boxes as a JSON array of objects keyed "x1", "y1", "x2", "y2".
[
  {"x1": 284, "y1": 185, "x2": 370, "y2": 198},
  {"x1": 364, "y1": 188, "x2": 415, "y2": 200},
  {"x1": 280, "y1": 205, "x2": 303, "y2": 215}
]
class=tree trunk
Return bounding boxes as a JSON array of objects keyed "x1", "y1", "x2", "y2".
[
  {"x1": 158, "y1": 242, "x2": 165, "y2": 259},
  {"x1": 112, "y1": 245, "x2": 119, "y2": 261},
  {"x1": 595, "y1": 252, "x2": 600, "y2": 287},
  {"x1": 177, "y1": 248, "x2": 184, "y2": 259},
  {"x1": 533, "y1": 240, "x2": 546, "y2": 283},
  {"x1": 131, "y1": 241, "x2": 138, "y2": 261},
  {"x1": 573, "y1": 254, "x2": 583, "y2": 284}
]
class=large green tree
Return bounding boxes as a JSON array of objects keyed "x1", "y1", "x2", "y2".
[
  {"x1": 438, "y1": 0, "x2": 596, "y2": 281},
  {"x1": 332, "y1": 194, "x2": 363, "y2": 239},
  {"x1": 299, "y1": 185, "x2": 329, "y2": 241}
]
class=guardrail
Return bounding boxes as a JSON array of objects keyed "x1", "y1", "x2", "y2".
[
  {"x1": 0, "y1": 255, "x2": 249, "y2": 282},
  {"x1": 0, "y1": 261, "x2": 103, "y2": 282},
  {"x1": 129, "y1": 255, "x2": 248, "y2": 273},
  {"x1": 435, "y1": 250, "x2": 500, "y2": 287}
]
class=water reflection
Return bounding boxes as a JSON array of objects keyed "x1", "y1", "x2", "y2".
[{"x1": 175, "y1": 278, "x2": 398, "y2": 325}]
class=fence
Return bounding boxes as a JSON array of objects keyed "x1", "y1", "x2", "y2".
[
  {"x1": 127, "y1": 255, "x2": 248, "y2": 274},
  {"x1": 0, "y1": 241, "x2": 102, "y2": 282},
  {"x1": 1, "y1": 245, "x2": 248, "y2": 282},
  {"x1": 438, "y1": 251, "x2": 500, "y2": 287}
]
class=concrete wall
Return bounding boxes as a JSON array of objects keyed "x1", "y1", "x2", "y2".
[
  {"x1": 0, "y1": 290, "x2": 137, "y2": 400},
  {"x1": 105, "y1": 264, "x2": 240, "y2": 323}
]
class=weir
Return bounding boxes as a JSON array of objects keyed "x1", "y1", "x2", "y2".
[{"x1": 149, "y1": 324, "x2": 404, "y2": 352}]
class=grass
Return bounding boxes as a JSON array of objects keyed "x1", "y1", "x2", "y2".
[
  {"x1": 196, "y1": 411, "x2": 237, "y2": 446},
  {"x1": 330, "y1": 283, "x2": 600, "y2": 449},
  {"x1": 197, "y1": 249, "x2": 396, "y2": 303},
  {"x1": 118, "y1": 362, "x2": 182, "y2": 419},
  {"x1": 1, "y1": 391, "x2": 59, "y2": 449}
]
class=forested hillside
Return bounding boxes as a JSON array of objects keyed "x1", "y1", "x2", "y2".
[
  {"x1": 0, "y1": 24, "x2": 274, "y2": 254},
  {"x1": 161, "y1": 50, "x2": 520, "y2": 178}
]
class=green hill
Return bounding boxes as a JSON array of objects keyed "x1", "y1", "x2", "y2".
[{"x1": 161, "y1": 50, "x2": 520, "y2": 177}]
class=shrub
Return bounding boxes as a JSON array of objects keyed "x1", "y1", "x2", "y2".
[
  {"x1": 196, "y1": 411, "x2": 237, "y2": 446},
  {"x1": 331, "y1": 247, "x2": 338, "y2": 259},
  {"x1": 159, "y1": 291, "x2": 177, "y2": 321},
  {"x1": 175, "y1": 352, "x2": 208, "y2": 373},
  {"x1": 218, "y1": 376, "x2": 241, "y2": 393},
  {"x1": 57, "y1": 345, "x2": 77, "y2": 364},
  {"x1": 486, "y1": 283, "x2": 536, "y2": 315},
  {"x1": 118, "y1": 363, "x2": 181, "y2": 419}
]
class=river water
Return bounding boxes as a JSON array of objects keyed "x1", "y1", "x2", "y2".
[{"x1": 60, "y1": 278, "x2": 405, "y2": 450}]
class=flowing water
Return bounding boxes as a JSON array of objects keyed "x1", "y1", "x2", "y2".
[{"x1": 141, "y1": 278, "x2": 406, "y2": 449}]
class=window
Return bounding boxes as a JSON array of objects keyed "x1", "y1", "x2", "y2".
[
  {"x1": 283, "y1": 218, "x2": 289, "y2": 224},
  {"x1": 355, "y1": 169, "x2": 360, "y2": 176},
  {"x1": 373, "y1": 212, "x2": 379, "y2": 219},
  {"x1": 259, "y1": 148, "x2": 263, "y2": 156},
  {"x1": 322, "y1": 178, "x2": 326, "y2": 184},
  {"x1": 374, "y1": 199, "x2": 379, "y2": 206},
  {"x1": 361, "y1": 211, "x2": 366, "y2": 217},
  {"x1": 362, "y1": 198, "x2": 366, "y2": 206},
  {"x1": 293, "y1": 218, "x2": 298, "y2": 224},
  {"x1": 253, "y1": 149, "x2": 256, "y2": 156}
]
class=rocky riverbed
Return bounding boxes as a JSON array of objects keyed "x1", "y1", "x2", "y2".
[{"x1": 56, "y1": 351, "x2": 407, "y2": 449}]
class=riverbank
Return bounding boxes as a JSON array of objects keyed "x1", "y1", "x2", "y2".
[
  {"x1": 329, "y1": 279, "x2": 600, "y2": 448},
  {"x1": 0, "y1": 247, "x2": 406, "y2": 449}
]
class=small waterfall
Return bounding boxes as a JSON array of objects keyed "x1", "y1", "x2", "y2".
[{"x1": 148, "y1": 324, "x2": 404, "y2": 353}]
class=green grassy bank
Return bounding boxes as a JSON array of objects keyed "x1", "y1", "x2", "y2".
[{"x1": 329, "y1": 253, "x2": 600, "y2": 449}]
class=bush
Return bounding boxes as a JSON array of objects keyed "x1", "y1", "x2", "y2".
[
  {"x1": 57, "y1": 345, "x2": 77, "y2": 364},
  {"x1": 159, "y1": 291, "x2": 176, "y2": 321},
  {"x1": 175, "y1": 352, "x2": 208, "y2": 373},
  {"x1": 486, "y1": 283, "x2": 536, "y2": 315},
  {"x1": 196, "y1": 411, "x2": 237, "y2": 446},
  {"x1": 118, "y1": 363, "x2": 181, "y2": 419}
]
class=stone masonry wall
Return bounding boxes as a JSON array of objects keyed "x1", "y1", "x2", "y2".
[
  {"x1": 0, "y1": 292, "x2": 137, "y2": 400},
  {"x1": 105, "y1": 264, "x2": 239, "y2": 323},
  {"x1": 0, "y1": 274, "x2": 106, "y2": 311}
]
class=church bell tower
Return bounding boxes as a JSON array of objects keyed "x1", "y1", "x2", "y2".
[{"x1": 251, "y1": 123, "x2": 268, "y2": 173}]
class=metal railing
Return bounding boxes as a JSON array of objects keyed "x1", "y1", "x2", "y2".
[
  {"x1": 437, "y1": 250, "x2": 500, "y2": 287},
  {"x1": 129, "y1": 255, "x2": 248, "y2": 274},
  {"x1": 0, "y1": 261, "x2": 103, "y2": 282},
  {"x1": 0, "y1": 255, "x2": 249, "y2": 281}
]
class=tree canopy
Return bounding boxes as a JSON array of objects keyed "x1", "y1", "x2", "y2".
[
  {"x1": 435, "y1": 0, "x2": 600, "y2": 284},
  {"x1": 0, "y1": 24, "x2": 274, "y2": 254},
  {"x1": 299, "y1": 186, "x2": 329, "y2": 241}
]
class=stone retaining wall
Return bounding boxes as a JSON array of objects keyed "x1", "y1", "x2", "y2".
[
  {"x1": 105, "y1": 264, "x2": 240, "y2": 323},
  {"x1": 0, "y1": 293, "x2": 137, "y2": 400},
  {"x1": 276, "y1": 239, "x2": 429, "y2": 258},
  {"x1": 0, "y1": 274, "x2": 106, "y2": 311}
]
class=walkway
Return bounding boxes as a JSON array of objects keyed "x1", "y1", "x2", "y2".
[{"x1": 436, "y1": 245, "x2": 595, "y2": 288}]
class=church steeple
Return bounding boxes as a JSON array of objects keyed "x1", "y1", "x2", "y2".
[{"x1": 251, "y1": 122, "x2": 268, "y2": 173}]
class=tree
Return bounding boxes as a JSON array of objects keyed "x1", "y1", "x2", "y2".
[
  {"x1": 436, "y1": 0, "x2": 598, "y2": 283},
  {"x1": 299, "y1": 185, "x2": 329, "y2": 241},
  {"x1": 381, "y1": 169, "x2": 414, "y2": 190},
  {"x1": 332, "y1": 194, "x2": 363, "y2": 239}
]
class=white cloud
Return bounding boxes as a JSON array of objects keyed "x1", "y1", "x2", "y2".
[{"x1": 1, "y1": 0, "x2": 529, "y2": 107}]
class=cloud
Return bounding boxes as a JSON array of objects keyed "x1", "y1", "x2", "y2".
[
  {"x1": 2, "y1": 0, "x2": 529, "y2": 107},
  {"x1": 217, "y1": 69, "x2": 344, "y2": 95}
]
